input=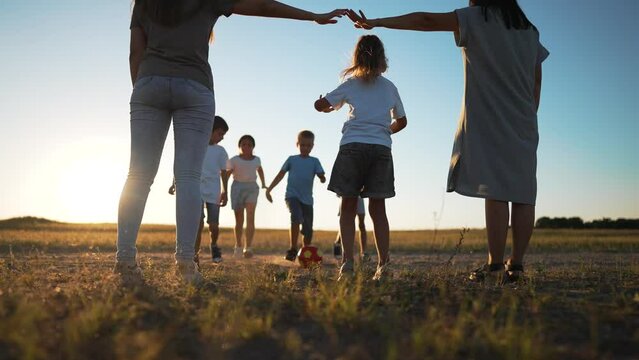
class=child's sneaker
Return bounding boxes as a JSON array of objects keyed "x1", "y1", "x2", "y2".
[
  {"x1": 468, "y1": 263, "x2": 505, "y2": 283},
  {"x1": 113, "y1": 260, "x2": 143, "y2": 284},
  {"x1": 333, "y1": 242, "x2": 342, "y2": 259},
  {"x1": 175, "y1": 260, "x2": 203, "y2": 286},
  {"x1": 361, "y1": 252, "x2": 371, "y2": 263},
  {"x1": 284, "y1": 249, "x2": 297, "y2": 262},
  {"x1": 337, "y1": 261, "x2": 354, "y2": 282},
  {"x1": 372, "y1": 263, "x2": 390, "y2": 281},
  {"x1": 243, "y1": 247, "x2": 253, "y2": 259},
  {"x1": 211, "y1": 246, "x2": 223, "y2": 263},
  {"x1": 504, "y1": 262, "x2": 525, "y2": 283},
  {"x1": 233, "y1": 247, "x2": 242, "y2": 259}
]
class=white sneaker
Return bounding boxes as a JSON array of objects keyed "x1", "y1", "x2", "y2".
[
  {"x1": 175, "y1": 260, "x2": 203, "y2": 286},
  {"x1": 243, "y1": 247, "x2": 253, "y2": 259},
  {"x1": 372, "y1": 263, "x2": 391, "y2": 282}
]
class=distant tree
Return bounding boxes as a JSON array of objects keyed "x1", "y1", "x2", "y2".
[{"x1": 536, "y1": 216, "x2": 639, "y2": 229}]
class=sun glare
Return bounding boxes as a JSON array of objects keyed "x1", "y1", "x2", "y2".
[{"x1": 56, "y1": 156, "x2": 127, "y2": 223}]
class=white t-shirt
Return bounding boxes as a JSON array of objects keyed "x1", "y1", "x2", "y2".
[
  {"x1": 324, "y1": 76, "x2": 406, "y2": 148},
  {"x1": 227, "y1": 155, "x2": 261, "y2": 183},
  {"x1": 200, "y1": 144, "x2": 229, "y2": 204}
]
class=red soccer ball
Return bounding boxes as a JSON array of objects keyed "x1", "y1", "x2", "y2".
[{"x1": 297, "y1": 245, "x2": 323, "y2": 268}]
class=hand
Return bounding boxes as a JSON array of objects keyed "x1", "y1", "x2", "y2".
[
  {"x1": 219, "y1": 192, "x2": 228, "y2": 207},
  {"x1": 346, "y1": 9, "x2": 375, "y2": 30},
  {"x1": 317, "y1": 95, "x2": 333, "y2": 113},
  {"x1": 168, "y1": 185, "x2": 176, "y2": 195},
  {"x1": 265, "y1": 189, "x2": 273, "y2": 203},
  {"x1": 320, "y1": 177, "x2": 326, "y2": 184},
  {"x1": 314, "y1": 9, "x2": 348, "y2": 25}
]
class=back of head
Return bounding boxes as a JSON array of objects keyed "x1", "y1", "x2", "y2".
[
  {"x1": 472, "y1": 0, "x2": 533, "y2": 30},
  {"x1": 342, "y1": 35, "x2": 388, "y2": 83},
  {"x1": 133, "y1": 0, "x2": 204, "y2": 27},
  {"x1": 213, "y1": 116, "x2": 229, "y2": 132},
  {"x1": 297, "y1": 130, "x2": 315, "y2": 142}
]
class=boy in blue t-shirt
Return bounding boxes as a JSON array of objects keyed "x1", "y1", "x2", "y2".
[{"x1": 266, "y1": 130, "x2": 326, "y2": 261}]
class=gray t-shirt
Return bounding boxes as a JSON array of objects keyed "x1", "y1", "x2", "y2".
[
  {"x1": 130, "y1": 0, "x2": 235, "y2": 90},
  {"x1": 447, "y1": 6, "x2": 549, "y2": 205}
]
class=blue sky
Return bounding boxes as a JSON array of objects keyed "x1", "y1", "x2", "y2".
[{"x1": 0, "y1": 0, "x2": 637, "y2": 230}]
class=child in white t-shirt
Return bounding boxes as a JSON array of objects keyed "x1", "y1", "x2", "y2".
[
  {"x1": 227, "y1": 134, "x2": 267, "y2": 258},
  {"x1": 315, "y1": 34, "x2": 407, "y2": 281}
]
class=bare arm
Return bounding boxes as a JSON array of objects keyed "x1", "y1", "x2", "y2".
[
  {"x1": 257, "y1": 166, "x2": 267, "y2": 189},
  {"x1": 317, "y1": 173, "x2": 326, "y2": 183},
  {"x1": 129, "y1": 27, "x2": 146, "y2": 86},
  {"x1": 314, "y1": 96, "x2": 333, "y2": 113},
  {"x1": 534, "y1": 64, "x2": 542, "y2": 112},
  {"x1": 347, "y1": 10, "x2": 458, "y2": 34},
  {"x1": 265, "y1": 170, "x2": 286, "y2": 203},
  {"x1": 219, "y1": 170, "x2": 230, "y2": 206},
  {"x1": 390, "y1": 116, "x2": 407, "y2": 134},
  {"x1": 232, "y1": 0, "x2": 346, "y2": 24}
]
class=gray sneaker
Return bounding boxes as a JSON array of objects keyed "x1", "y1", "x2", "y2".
[
  {"x1": 175, "y1": 260, "x2": 203, "y2": 286},
  {"x1": 113, "y1": 261, "x2": 143, "y2": 284},
  {"x1": 337, "y1": 261, "x2": 354, "y2": 282}
]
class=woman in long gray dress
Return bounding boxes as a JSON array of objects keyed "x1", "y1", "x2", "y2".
[{"x1": 347, "y1": 0, "x2": 548, "y2": 283}]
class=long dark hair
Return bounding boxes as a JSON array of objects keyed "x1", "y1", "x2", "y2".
[
  {"x1": 133, "y1": 0, "x2": 205, "y2": 27},
  {"x1": 472, "y1": 0, "x2": 533, "y2": 30},
  {"x1": 342, "y1": 35, "x2": 388, "y2": 83}
]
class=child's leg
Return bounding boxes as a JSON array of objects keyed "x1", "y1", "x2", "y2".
[
  {"x1": 357, "y1": 213, "x2": 367, "y2": 254},
  {"x1": 368, "y1": 198, "x2": 389, "y2": 266},
  {"x1": 244, "y1": 203, "x2": 256, "y2": 249},
  {"x1": 289, "y1": 223, "x2": 300, "y2": 250},
  {"x1": 510, "y1": 203, "x2": 535, "y2": 265},
  {"x1": 301, "y1": 203, "x2": 313, "y2": 246},
  {"x1": 339, "y1": 197, "x2": 359, "y2": 264},
  {"x1": 209, "y1": 223, "x2": 220, "y2": 247},
  {"x1": 234, "y1": 209, "x2": 244, "y2": 248},
  {"x1": 484, "y1": 199, "x2": 509, "y2": 265}
]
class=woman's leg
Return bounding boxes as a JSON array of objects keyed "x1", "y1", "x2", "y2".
[
  {"x1": 245, "y1": 202, "x2": 257, "y2": 249},
  {"x1": 510, "y1": 203, "x2": 535, "y2": 265},
  {"x1": 171, "y1": 79, "x2": 215, "y2": 263},
  {"x1": 339, "y1": 197, "x2": 358, "y2": 264},
  {"x1": 368, "y1": 199, "x2": 389, "y2": 266},
  {"x1": 117, "y1": 81, "x2": 171, "y2": 263},
  {"x1": 234, "y1": 209, "x2": 244, "y2": 249},
  {"x1": 485, "y1": 199, "x2": 509, "y2": 265}
]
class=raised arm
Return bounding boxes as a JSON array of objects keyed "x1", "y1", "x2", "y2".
[
  {"x1": 232, "y1": 0, "x2": 346, "y2": 24},
  {"x1": 347, "y1": 9, "x2": 458, "y2": 34},
  {"x1": 314, "y1": 96, "x2": 333, "y2": 113},
  {"x1": 129, "y1": 27, "x2": 147, "y2": 86}
]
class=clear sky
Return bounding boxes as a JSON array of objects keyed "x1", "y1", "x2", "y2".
[{"x1": 0, "y1": 0, "x2": 637, "y2": 230}]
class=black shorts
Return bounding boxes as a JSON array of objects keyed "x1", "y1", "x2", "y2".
[{"x1": 328, "y1": 142, "x2": 395, "y2": 199}]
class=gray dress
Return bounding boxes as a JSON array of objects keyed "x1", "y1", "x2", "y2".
[{"x1": 447, "y1": 6, "x2": 549, "y2": 205}]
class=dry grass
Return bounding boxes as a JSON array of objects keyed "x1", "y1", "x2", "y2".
[{"x1": 0, "y1": 224, "x2": 638, "y2": 359}]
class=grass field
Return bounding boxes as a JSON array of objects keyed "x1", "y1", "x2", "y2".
[{"x1": 1, "y1": 222, "x2": 638, "y2": 359}]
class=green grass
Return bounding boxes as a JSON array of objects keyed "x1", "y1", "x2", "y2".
[{"x1": 0, "y1": 224, "x2": 638, "y2": 359}]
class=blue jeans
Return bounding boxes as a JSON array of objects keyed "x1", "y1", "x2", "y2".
[{"x1": 117, "y1": 76, "x2": 215, "y2": 262}]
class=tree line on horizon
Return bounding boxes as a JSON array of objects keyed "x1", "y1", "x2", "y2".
[{"x1": 535, "y1": 217, "x2": 639, "y2": 229}]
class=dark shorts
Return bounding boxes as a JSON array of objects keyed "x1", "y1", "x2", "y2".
[
  {"x1": 328, "y1": 143, "x2": 395, "y2": 198},
  {"x1": 201, "y1": 202, "x2": 220, "y2": 224},
  {"x1": 286, "y1": 197, "x2": 314, "y2": 238}
]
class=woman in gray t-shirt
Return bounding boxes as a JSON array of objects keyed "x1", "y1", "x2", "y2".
[
  {"x1": 116, "y1": 0, "x2": 346, "y2": 285},
  {"x1": 346, "y1": 0, "x2": 548, "y2": 283}
]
